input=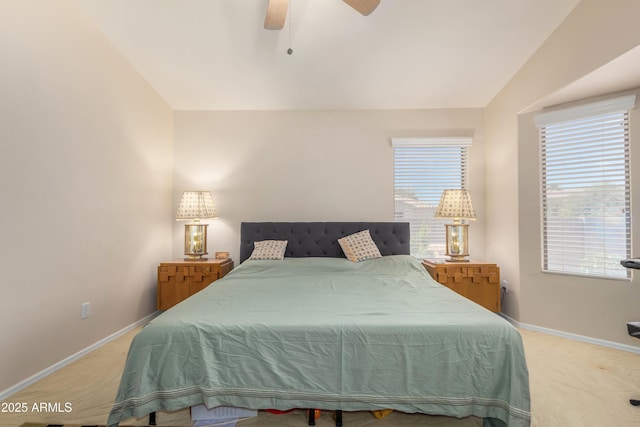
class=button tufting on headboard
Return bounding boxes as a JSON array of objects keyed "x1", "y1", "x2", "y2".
[{"x1": 240, "y1": 222, "x2": 411, "y2": 263}]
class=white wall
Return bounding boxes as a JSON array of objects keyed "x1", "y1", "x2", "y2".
[
  {"x1": 486, "y1": 0, "x2": 640, "y2": 345},
  {"x1": 0, "y1": 1, "x2": 174, "y2": 393},
  {"x1": 173, "y1": 109, "x2": 486, "y2": 263}
]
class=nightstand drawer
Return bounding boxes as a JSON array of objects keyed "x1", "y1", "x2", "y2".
[
  {"x1": 423, "y1": 260, "x2": 500, "y2": 312},
  {"x1": 157, "y1": 258, "x2": 234, "y2": 310},
  {"x1": 190, "y1": 265, "x2": 221, "y2": 294}
]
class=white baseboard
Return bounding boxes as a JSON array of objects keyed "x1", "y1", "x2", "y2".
[
  {"x1": 0, "y1": 311, "x2": 159, "y2": 401},
  {"x1": 499, "y1": 313, "x2": 640, "y2": 355}
]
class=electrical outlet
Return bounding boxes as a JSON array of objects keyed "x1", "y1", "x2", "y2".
[
  {"x1": 81, "y1": 302, "x2": 90, "y2": 319},
  {"x1": 501, "y1": 280, "x2": 509, "y2": 293}
]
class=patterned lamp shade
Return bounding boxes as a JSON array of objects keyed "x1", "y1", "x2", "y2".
[
  {"x1": 435, "y1": 189, "x2": 476, "y2": 221},
  {"x1": 176, "y1": 191, "x2": 217, "y2": 221}
]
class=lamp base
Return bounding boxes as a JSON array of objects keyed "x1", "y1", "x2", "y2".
[
  {"x1": 183, "y1": 223, "x2": 209, "y2": 261},
  {"x1": 183, "y1": 256, "x2": 209, "y2": 261},
  {"x1": 443, "y1": 223, "x2": 470, "y2": 263}
]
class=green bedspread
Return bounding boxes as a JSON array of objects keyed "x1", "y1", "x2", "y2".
[{"x1": 107, "y1": 256, "x2": 530, "y2": 427}]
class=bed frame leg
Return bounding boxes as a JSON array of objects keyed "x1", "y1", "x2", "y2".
[
  {"x1": 149, "y1": 411, "x2": 156, "y2": 425},
  {"x1": 335, "y1": 410, "x2": 343, "y2": 426},
  {"x1": 308, "y1": 408, "x2": 316, "y2": 425}
]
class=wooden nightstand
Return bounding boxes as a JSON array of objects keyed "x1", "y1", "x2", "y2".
[
  {"x1": 422, "y1": 259, "x2": 501, "y2": 313},
  {"x1": 157, "y1": 258, "x2": 234, "y2": 310}
]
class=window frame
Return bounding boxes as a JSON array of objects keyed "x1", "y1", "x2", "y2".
[
  {"x1": 535, "y1": 95, "x2": 635, "y2": 280},
  {"x1": 392, "y1": 137, "x2": 471, "y2": 259}
]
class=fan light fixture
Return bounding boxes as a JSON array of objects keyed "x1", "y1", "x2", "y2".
[{"x1": 264, "y1": 0, "x2": 380, "y2": 30}]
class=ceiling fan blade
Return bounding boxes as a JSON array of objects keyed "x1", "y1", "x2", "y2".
[
  {"x1": 264, "y1": 0, "x2": 289, "y2": 30},
  {"x1": 343, "y1": 0, "x2": 380, "y2": 16}
]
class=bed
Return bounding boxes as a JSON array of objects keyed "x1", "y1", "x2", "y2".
[{"x1": 107, "y1": 222, "x2": 530, "y2": 427}]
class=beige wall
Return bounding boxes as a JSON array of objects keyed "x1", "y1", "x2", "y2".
[
  {"x1": 486, "y1": 0, "x2": 640, "y2": 346},
  {"x1": 0, "y1": 1, "x2": 174, "y2": 393},
  {"x1": 7, "y1": 0, "x2": 640, "y2": 399},
  {"x1": 173, "y1": 109, "x2": 486, "y2": 263}
]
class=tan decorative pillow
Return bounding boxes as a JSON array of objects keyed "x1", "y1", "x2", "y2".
[
  {"x1": 338, "y1": 230, "x2": 382, "y2": 262},
  {"x1": 249, "y1": 240, "x2": 288, "y2": 260}
]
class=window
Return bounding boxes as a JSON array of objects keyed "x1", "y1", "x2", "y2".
[
  {"x1": 392, "y1": 137, "x2": 471, "y2": 259},
  {"x1": 536, "y1": 95, "x2": 635, "y2": 279}
]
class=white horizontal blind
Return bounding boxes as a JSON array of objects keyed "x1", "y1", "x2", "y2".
[
  {"x1": 392, "y1": 137, "x2": 470, "y2": 259},
  {"x1": 539, "y1": 106, "x2": 632, "y2": 279}
]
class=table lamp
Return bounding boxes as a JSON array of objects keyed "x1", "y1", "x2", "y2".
[
  {"x1": 176, "y1": 191, "x2": 217, "y2": 260},
  {"x1": 435, "y1": 189, "x2": 476, "y2": 262}
]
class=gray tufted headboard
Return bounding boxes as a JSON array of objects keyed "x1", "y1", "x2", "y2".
[{"x1": 240, "y1": 222, "x2": 410, "y2": 263}]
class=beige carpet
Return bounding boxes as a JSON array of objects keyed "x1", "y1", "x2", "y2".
[{"x1": 3, "y1": 327, "x2": 640, "y2": 426}]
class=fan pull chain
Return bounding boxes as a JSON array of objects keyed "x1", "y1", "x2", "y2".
[{"x1": 287, "y1": 0, "x2": 293, "y2": 54}]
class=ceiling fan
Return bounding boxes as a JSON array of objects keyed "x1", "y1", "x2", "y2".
[{"x1": 264, "y1": 0, "x2": 380, "y2": 30}]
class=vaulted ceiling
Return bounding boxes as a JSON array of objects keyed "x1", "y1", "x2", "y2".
[{"x1": 78, "y1": 0, "x2": 580, "y2": 110}]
